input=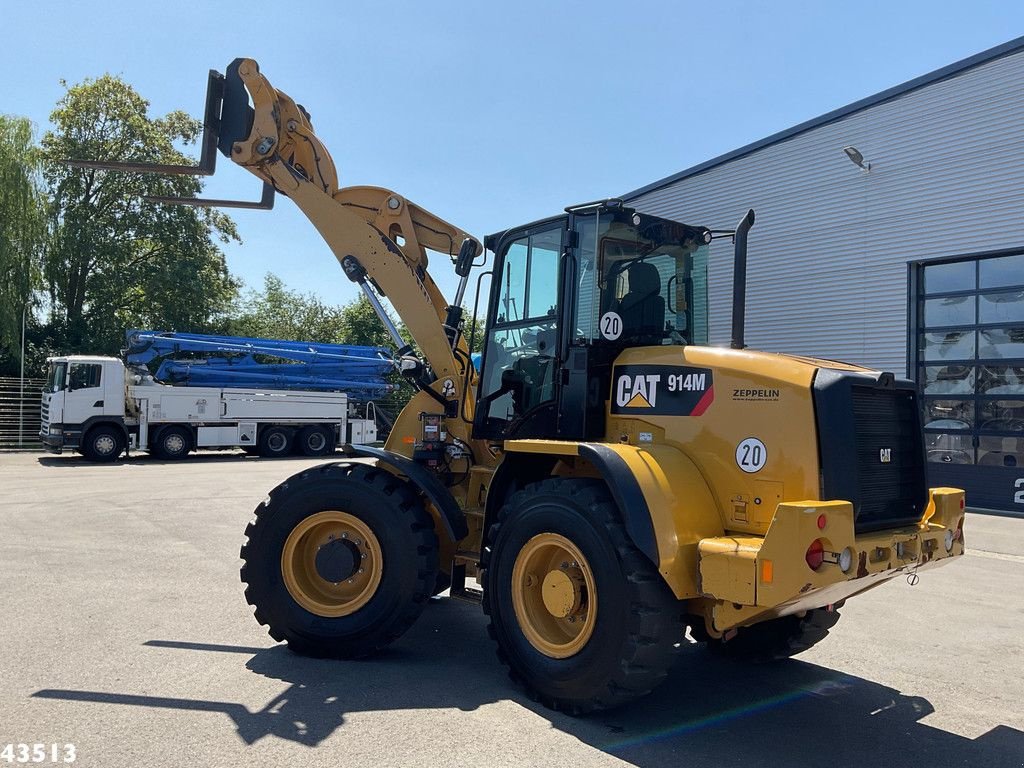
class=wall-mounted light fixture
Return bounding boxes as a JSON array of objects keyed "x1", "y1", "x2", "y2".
[{"x1": 842, "y1": 146, "x2": 871, "y2": 172}]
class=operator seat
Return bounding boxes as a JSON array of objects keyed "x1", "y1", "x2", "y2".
[{"x1": 615, "y1": 261, "x2": 665, "y2": 344}]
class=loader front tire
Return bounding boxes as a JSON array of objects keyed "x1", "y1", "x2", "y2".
[
  {"x1": 483, "y1": 478, "x2": 683, "y2": 714},
  {"x1": 240, "y1": 463, "x2": 438, "y2": 658}
]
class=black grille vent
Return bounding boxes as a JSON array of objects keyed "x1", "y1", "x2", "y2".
[
  {"x1": 813, "y1": 369, "x2": 928, "y2": 534},
  {"x1": 850, "y1": 386, "x2": 927, "y2": 531}
]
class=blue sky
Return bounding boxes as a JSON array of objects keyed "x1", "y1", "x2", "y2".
[{"x1": 4, "y1": 1, "x2": 1023, "y2": 310}]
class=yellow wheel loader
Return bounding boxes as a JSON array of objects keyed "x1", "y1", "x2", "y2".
[{"x1": 72, "y1": 59, "x2": 966, "y2": 714}]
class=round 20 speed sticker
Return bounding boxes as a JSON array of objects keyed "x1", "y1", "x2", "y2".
[
  {"x1": 600, "y1": 311, "x2": 622, "y2": 340},
  {"x1": 736, "y1": 437, "x2": 767, "y2": 473}
]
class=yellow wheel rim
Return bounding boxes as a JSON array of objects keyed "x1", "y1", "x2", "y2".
[
  {"x1": 281, "y1": 511, "x2": 383, "y2": 617},
  {"x1": 511, "y1": 533, "x2": 597, "y2": 659}
]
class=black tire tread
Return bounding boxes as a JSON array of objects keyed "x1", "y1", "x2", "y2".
[
  {"x1": 709, "y1": 606, "x2": 842, "y2": 662},
  {"x1": 482, "y1": 477, "x2": 682, "y2": 714},
  {"x1": 239, "y1": 462, "x2": 437, "y2": 658},
  {"x1": 82, "y1": 424, "x2": 123, "y2": 463}
]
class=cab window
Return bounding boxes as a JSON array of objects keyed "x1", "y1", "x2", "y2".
[
  {"x1": 69, "y1": 363, "x2": 102, "y2": 391},
  {"x1": 480, "y1": 227, "x2": 562, "y2": 425}
]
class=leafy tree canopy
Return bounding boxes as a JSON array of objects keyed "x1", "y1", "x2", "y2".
[
  {"x1": 39, "y1": 75, "x2": 240, "y2": 356},
  {"x1": 0, "y1": 116, "x2": 47, "y2": 371}
]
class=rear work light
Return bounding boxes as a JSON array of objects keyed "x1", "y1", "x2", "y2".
[{"x1": 805, "y1": 539, "x2": 825, "y2": 571}]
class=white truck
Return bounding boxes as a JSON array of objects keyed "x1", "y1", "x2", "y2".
[{"x1": 39, "y1": 355, "x2": 378, "y2": 462}]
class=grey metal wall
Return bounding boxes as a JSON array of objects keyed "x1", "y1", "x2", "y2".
[{"x1": 629, "y1": 49, "x2": 1024, "y2": 377}]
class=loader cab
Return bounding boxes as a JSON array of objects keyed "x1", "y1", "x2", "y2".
[{"x1": 473, "y1": 201, "x2": 711, "y2": 442}]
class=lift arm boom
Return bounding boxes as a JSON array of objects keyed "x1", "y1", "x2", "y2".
[{"x1": 223, "y1": 59, "x2": 481, "y2": 390}]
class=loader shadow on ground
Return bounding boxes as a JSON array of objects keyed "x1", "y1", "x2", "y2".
[{"x1": 33, "y1": 599, "x2": 1023, "y2": 767}]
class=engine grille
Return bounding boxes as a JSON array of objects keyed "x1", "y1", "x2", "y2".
[
  {"x1": 814, "y1": 370, "x2": 928, "y2": 534},
  {"x1": 40, "y1": 398, "x2": 49, "y2": 430},
  {"x1": 849, "y1": 386, "x2": 928, "y2": 531}
]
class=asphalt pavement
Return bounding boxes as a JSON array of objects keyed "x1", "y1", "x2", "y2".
[{"x1": 1, "y1": 451, "x2": 1022, "y2": 767}]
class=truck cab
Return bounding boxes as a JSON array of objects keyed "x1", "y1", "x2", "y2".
[{"x1": 40, "y1": 356, "x2": 127, "y2": 457}]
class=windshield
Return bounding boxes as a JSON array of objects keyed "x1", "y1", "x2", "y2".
[
  {"x1": 574, "y1": 212, "x2": 709, "y2": 346},
  {"x1": 46, "y1": 362, "x2": 67, "y2": 393}
]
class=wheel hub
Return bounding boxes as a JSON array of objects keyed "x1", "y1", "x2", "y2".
[
  {"x1": 511, "y1": 533, "x2": 597, "y2": 659},
  {"x1": 280, "y1": 511, "x2": 383, "y2": 617},
  {"x1": 314, "y1": 538, "x2": 360, "y2": 583},
  {"x1": 541, "y1": 569, "x2": 582, "y2": 618}
]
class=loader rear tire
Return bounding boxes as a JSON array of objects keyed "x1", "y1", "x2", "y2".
[
  {"x1": 240, "y1": 462, "x2": 437, "y2": 658},
  {"x1": 707, "y1": 606, "x2": 842, "y2": 662},
  {"x1": 483, "y1": 478, "x2": 683, "y2": 714}
]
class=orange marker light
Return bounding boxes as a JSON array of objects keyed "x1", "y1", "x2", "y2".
[
  {"x1": 761, "y1": 559, "x2": 774, "y2": 584},
  {"x1": 402, "y1": 436, "x2": 415, "y2": 444}
]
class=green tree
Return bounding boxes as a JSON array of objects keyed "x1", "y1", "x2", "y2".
[
  {"x1": 229, "y1": 274, "x2": 411, "y2": 350},
  {"x1": 39, "y1": 75, "x2": 240, "y2": 355},
  {"x1": 229, "y1": 273, "x2": 349, "y2": 342},
  {"x1": 0, "y1": 116, "x2": 47, "y2": 375},
  {"x1": 339, "y1": 294, "x2": 404, "y2": 348}
]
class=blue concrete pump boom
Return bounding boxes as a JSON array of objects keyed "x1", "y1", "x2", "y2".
[{"x1": 124, "y1": 330, "x2": 397, "y2": 398}]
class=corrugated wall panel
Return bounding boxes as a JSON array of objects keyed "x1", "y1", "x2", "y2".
[{"x1": 630, "y1": 51, "x2": 1024, "y2": 376}]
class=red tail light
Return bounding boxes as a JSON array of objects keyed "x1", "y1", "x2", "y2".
[{"x1": 806, "y1": 539, "x2": 825, "y2": 570}]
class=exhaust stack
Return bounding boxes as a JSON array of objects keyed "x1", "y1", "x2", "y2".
[{"x1": 730, "y1": 208, "x2": 756, "y2": 350}]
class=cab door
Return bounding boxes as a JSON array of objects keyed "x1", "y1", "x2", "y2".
[
  {"x1": 474, "y1": 221, "x2": 567, "y2": 440},
  {"x1": 63, "y1": 362, "x2": 107, "y2": 426}
]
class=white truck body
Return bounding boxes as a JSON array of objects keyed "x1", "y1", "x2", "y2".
[{"x1": 40, "y1": 356, "x2": 377, "y2": 461}]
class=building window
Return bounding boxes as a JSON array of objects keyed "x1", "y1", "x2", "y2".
[{"x1": 917, "y1": 253, "x2": 1024, "y2": 469}]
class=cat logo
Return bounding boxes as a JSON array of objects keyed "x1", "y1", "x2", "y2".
[
  {"x1": 616, "y1": 374, "x2": 661, "y2": 409},
  {"x1": 880, "y1": 448, "x2": 892, "y2": 463}
]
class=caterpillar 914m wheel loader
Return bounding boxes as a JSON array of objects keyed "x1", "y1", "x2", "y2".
[{"x1": 71, "y1": 58, "x2": 966, "y2": 714}]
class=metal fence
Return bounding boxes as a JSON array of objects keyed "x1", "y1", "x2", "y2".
[{"x1": 0, "y1": 377, "x2": 44, "y2": 451}]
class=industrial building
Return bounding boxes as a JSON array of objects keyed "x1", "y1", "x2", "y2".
[{"x1": 624, "y1": 37, "x2": 1024, "y2": 512}]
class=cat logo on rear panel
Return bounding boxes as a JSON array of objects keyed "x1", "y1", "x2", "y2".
[{"x1": 611, "y1": 365, "x2": 714, "y2": 416}]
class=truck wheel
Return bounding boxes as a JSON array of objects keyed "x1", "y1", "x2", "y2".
[
  {"x1": 482, "y1": 478, "x2": 683, "y2": 714},
  {"x1": 82, "y1": 425, "x2": 124, "y2": 463},
  {"x1": 152, "y1": 426, "x2": 191, "y2": 460},
  {"x1": 258, "y1": 426, "x2": 292, "y2": 458},
  {"x1": 707, "y1": 607, "x2": 842, "y2": 662},
  {"x1": 240, "y1": 463, "x2": 438, "y2": 658},
  {"x1": 297, "y1": 425, "x2": 333, "y2": 457}
]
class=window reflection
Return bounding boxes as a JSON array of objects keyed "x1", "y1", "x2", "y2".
[
  {"x1": 920, "y1": 365, "x2": 975, "y2": 395},
  {"x1": 920, "y1": 330, "x2": 974, "y2": 361},
  {"x1": 978, "y1": 327, "x2": 1024, "y2": 359},
  {"x1": 924, "y1": 260, "x2": 975, "y2": 294},
  {"x1": 925, "y1": 432, "x2": 973, "y2": 464},
  {"x1": 979, "y1": 253, "x2": 1024, "y2": 289},
  {"x1": 920, "y1": 254, "x2": 1024, "y2": 474},
  {"x1": 923, "y1": 296, "x2": 974, "y2": 327},
  {"x1": 922, "y1": 399, "x2": 973, "y2": 429},
  {"x1": 978, "y1": 365, "x2": 1024, "y2": 395},
  {"x1": 979, "y1": 399, "x2": 1024, "y2": 432},
  {"x1": 978, "y1": 435, "x2": 1023, "y2": 468},
  {"x1": 979, "y1": 291, "x2": 1024, "y2": 324}
]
